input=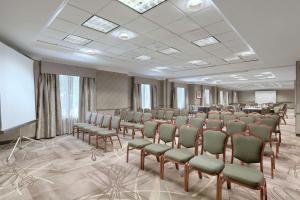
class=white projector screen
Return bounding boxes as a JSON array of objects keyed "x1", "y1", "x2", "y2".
[
  {"x1": 0, "y1": 42, "x2": 36, "y2": 131},
  {"x1": 255, "y1": 91, "x2": 277, "y2": 104}
]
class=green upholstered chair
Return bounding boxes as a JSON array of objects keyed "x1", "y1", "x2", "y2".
[
  {"x1": 248, "y1": 112, "x2": 262, "y2": 120},
  {"x1": 151, "y1": 109, "x2": 157, "y2": 119},
  {"x1": 95, "y1": 116, "x2": 122, "y2": 152},
  {"x1": 190, "y1": 118, "x2": 205, "y2": 131},
  {"x1": 185, "y1": 130, "x2": 228, "y2": 199},
  {"x1": 223, "y1": 115, "x2": 237, "y2": 127},
  {"x1": 165, "y1": 110, "x2": 174, "y2": 121},
  {"x1": 233, "y1": 111, "x2": 246, "y2": 118},
  {"x1": 221, "y1": 111, "x2": 232, "y2": 120},
  {"x1": 130, "y1": 112, "x2": 143, "y2": 138},
  {"x1": 120, "y1": 109, "x2": 127, "y2": 121},
  {"x1": 157, "y1": 109, "x2": 165, "y2": 120},
  {"x1": 226, "y1": 120, "x2": 246, "y2": 135},
  {"x1": 73, "y1": 111, "x2": 91, "y2": 136},
  {"x1": 88, "y1": 114, "x2": 110, "y2": 144},
  {"x1": 143, "y1": 113, "x2": 152, "y2": 122},
  {"x1": 195, "y1": 112, "x2": 207, "y2": 119},
  {"x1": 120, "y1": 111, "x2": 136, "y2": 137},
  {"x1": 173, "y1": 109, "x2": 180, "y2": 117},
  {"x1": 160, "y1": 125, "x2": 199, "y2": 189},
  {"x1": 208, "y1": 113, "x2": 221, "y2": 120},
  {"x1": 249, "y1": 123, "x2": 276, "y2": 178},
  {"x1": 205, "y1": 119, "x2": 223, "y2": 131},
  {"x1": 83, "y1": 113, "x2": 104, "y2": 143},
  {"x1": 175, "y1": 116, "x2": 189, "y2": 137},
  {"x1": 141, "y1": 123, "x2": 176, "y2": 170},
  {"x1": 180, "y1": 109, "x2": 189, "y2": 116},
  {"x1": 220, "y1": 133, "x2": 267, "y2": 200},
  {"x1": 77, "y1": 112, "x2": 97, "y2": 139},
  {"x1": 239, "y1": 116, "x2": 256, "y2": 126},
  {"x1": 126, "y1": 121, "x2": 158, "y2": 163}
]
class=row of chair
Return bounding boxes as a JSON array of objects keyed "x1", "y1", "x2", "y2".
[{"x1": 126, "y1": 122, "x2": 268, "y2": 200}]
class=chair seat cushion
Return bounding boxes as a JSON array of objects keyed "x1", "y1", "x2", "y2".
[
  {"x1": 95, "y1": 129, "x2": 116, "y2": 136},
  {"x1": 264, "y1": 146, "x2": 274, "y2": 156},
  {"x1": 80, "y1": 124, "x2": 95, "y2": 129},
  {"x1": 128, "y1": 139, "x2": 152, "y2": 148},
  {"x1": 134, "y1": 124, "x2": 144, "y2": 129},
  {"x1": 189, "y1": 155, "x2": 224, "y2": 174},
  {"x1": 144, "y1": 144, "x2": 172, "y2": 155},
  {"x1": 74, "y1": 122, "x2": 88, "y2": 127},
  {"x1": 121, "y1": 122, "x2": 135, "y2": 127},
  {"x1": 223, "y1": 164, "x2": 264, "y2": 187},
  {"x1": 164, "y1": 149, "x2": 194, "y2": 163}
]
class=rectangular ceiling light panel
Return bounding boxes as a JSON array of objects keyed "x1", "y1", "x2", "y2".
[
  {"x1": 63, "y1": 35, "x2": 92, "y2": 45},
  {"x1": 117, "y1": 0, "x2": 166, "y2": 14},
  {"x1": 82, "y1": 15, "x2": 119, "y2": 33},
  {"x1": 193, "y1": 36, "x2": 219, "y2": 47},
  {"x1": 159, "y1": 48, "x2": 180, "y2": 55}
]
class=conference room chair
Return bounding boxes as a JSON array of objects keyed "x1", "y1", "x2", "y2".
[
  {"x1": 195, "y1": 112, "x2": 207, "y2": 119},
  {"x1": 239, "y1": 115, "x2": 256, "y2": 127},
  {"x1": 143, "y1": 113, "x2": 152, "y2": 122},
  {"x1": 73, "y1": 111, "x2": 91, "y2": 136},
  {"x1": 208, "y1": 113, "x2": 221, "y2": 120},
  {"x1": 114, "y1": 109, "x2": 120, "y2": 116},
  {"x1": 175, "y1": 116, "x2": 189, "y2": 137},
  {"x1": 160, "y1": 125, "x2": 199, "y2": 189},
  {"x1": 248, "y1": 112, "x2": 263, "y2": 120},
  {"x1": 95, "y1": 116, "x2": 122, "y2": 152},
  {"x1": 83, "y1": 113, "x2": 103, "y2": 142},
  {"x1": 180, "y1": 109, "x2": 189, "y2": 116},
  {"x1": 233, "y1": 111, "x2": 247, "y2": 118},
  {"x1": 248, "y1": 123, "x2": 276, "y2": 178},
  {"x1": 220, "y1": 133, "x2": 267, "y2": 200},
  {"x1": 157, "y1": 109, "x2": 165, "y2": 120},
  {"x1": 185, "y1": 130, "x2": 228, "y2": 200},
  {"x1": 120, "y1": 111, "x2": 135, "y2": 137},
  {"x1": 151, "y1": 109, "x2": 158, "y2": 119},
  {"x1": 131, "y1": 112, "x2": 143, "y2": 139},
  {"x1": 88, "y1": 115, "x2": 111, "y2": 145},
  {"x1": 220, "y1": 111, "x2": 232, "y2": 120},
  {"x1": 226, "y1": 119, "x2": 247, "y2": 147},
  {"x1": 141, "y1": 123, "x2": 176, "y2": 170},
  {"x1": 205, "y1": 119, "x2": 223, "y2": 131},
  {"x1": 189, "y1": 118, "x2": 205, "y2": 145},
  {"x1": 165, "y1": 110, "x2": 174, "y2": 122},
  {"x1": 264, "y1": 114, "x2": 282, "y2": 145},
  {"x1": 77, "y1": 112, "x2": 97, "y2": 139},
  {"x1": 126, "y1": 121, "x2": 158, "y2": 163},
  {"x1": 223, "y1": 115, "x2": 237, "y2": 128}
]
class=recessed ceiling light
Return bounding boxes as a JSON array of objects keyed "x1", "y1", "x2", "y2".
[
  {"x1": 110, "y1": 28, "x2": 138, "y2": 40},
  {"x1": 236, "y1": 51, "x2": 255, "y2": 57},
  {"x1": 82, "y1": 15, "x2": 119, "y2": 33},
  {"x1": 117, "y1": 0, "x2": 166, "y2": 14},
  {"x1": 79, "y1": 48, "x2": 101, "y2": 55},
  {"x1": 187, "y1": 0, "x2": 210, "y2": 11},
  {"x1": 188, "y1": 60, "x2": 208, "y2": 66},
  {"x1": 224, "y1": 56, "x2": 240, "y2": 62},
  {"x1": 136, "y1": 55, "x2": 151, "y2": 61},
  {"x1": 63, "y1": 35, "x2": 92, "y2": 45},
  {"x1": 193, "y1": 36, "x2": 219, "y2": 47},
  {"x1": 155, "y1": 66, "x2": 169, "y2": 70},
  {"x1": 159, "y1": 48, "x2": 180, "y2": 55}
]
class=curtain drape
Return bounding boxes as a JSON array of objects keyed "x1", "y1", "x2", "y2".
[
  {"x1": 79, "y1": 77, "x2": 96, "y2": 121},
  {"x1": 151, "y1": 84, "x2": 158, "y2": 109},
  {"x1": 185, "y1": 87, "x2": 189, "y2": 109},
  {"x1": 132, "y1": 79, "x2": 141, "y2": 111},
  {"x1": 233, "y1": 91, "x2": 238, "y2": 103},
  {"x1": 36, "y1": 74, "x2": 62, "y2": 139},
  {"x1": 170, "y1": 83, "x2": 177, "y2": 108}
]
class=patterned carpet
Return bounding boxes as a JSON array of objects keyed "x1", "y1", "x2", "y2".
[{"x1": 0, "y1": 110, "x2": 299, "y2": 200}]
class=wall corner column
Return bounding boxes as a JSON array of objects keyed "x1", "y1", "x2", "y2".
[{"x1": 295, "y1": 61, "x2": 300, "y2": 136}]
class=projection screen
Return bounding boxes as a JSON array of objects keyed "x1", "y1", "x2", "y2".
[
  {"x1": 255, "y1": 90, "x2": 277, "y2": 104},
  {"x1": 0, "y1": 42, "x2": 36, "y2": 132}
]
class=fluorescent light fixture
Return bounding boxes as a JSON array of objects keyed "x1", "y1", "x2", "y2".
[
  {"x1": 80, "y1": 48, "x2": 101, "y2": 55},
  {"x1": 63, "y1": 35, "x2": 92, "y2": 45},
  {"x1": 117, "y1": 0, "x2": 166, "y2": 14},
  {"x1": 238, "y1": 78, "x2": 248, "y2": 81},
  {"x1": 136, "y1": 55, "x2": 151, "y2": 61},
  {"x1": 82, "y1": 15, "x2": 119, "y2": 33},
  {"x1": 110, "y1": 28, "x2": 138, "y2": 40},
  {"x1": 155, "y1": 66, "x2": 169, "y2": 70},
  {"x1": 236, "y1": 50, "x2": 255, "y2": 57},
  {"x1": 193, "y1": 36, "x2": 219, "y2": 47},
  {"x1": 261, "y1": 72, "x2": 272, "y2": 75},
  {"x1": 224, "y1": 56, "x2": 240, "y2": 62},
  {"x1": 254, "y1": 74, "x2": 264, "y2": 77},
  {"x1": 159, "y1": 48, "x2": 180, "y2": 55},
  {"x1": 187, "y1": 0, "x2": 210, "y2": 11},
  {"x1": 230, "y1": 74, "x2": 239, "y2": 77},
  {"x1": 188, "y1": 60, "x2": 208, "y2": 65}
]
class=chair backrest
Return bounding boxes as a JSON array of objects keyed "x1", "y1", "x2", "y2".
[
  {"x1": 190, "y1": 118, "x2": 205, "y2": 130},
  {"x1": 143, "y1": 113, "x2": 152, "y2": 122},
  {"x1": 85, "y1": 111, "x2": 92, "y2": 123},
  {"x1": 114, "y1": 109, "x2": 120, "y2": 116},
  {"x1": 221, "y1": 112, "x2": 232, "y2": 120},
  {"x1": 178, "y1": 125, "x2": 199, "y2": 149},
  {"x1": 248, "y1": 123, "x2": 272, "y2": 143},
  {"x1": 180, "y1": 109, "x2": 189, "y2": 116},
  {"x1": 151, "y1": 109, "x2": 157, "y2": 119},
  {"x1": 239, "y1": 116, "x2": 255, "y2": 125},
  {"x1": 208, "y1": 113, "x2": 221, "y2": 120},
  {"x1": 90, "y1": 112, "x2": 98, "y2": 124},
  {"x1": 233, "y1": 111, "x2": 246, "y2": 117},
  {"x1": 223, "y1": 115, "x2": 237, "y2": 126},
  {"x1": 248, "y1": 112, "x2": 262, "y2": 119},
  {"x1": 175, "y1": 116, "x2": 188, "y2": 129},
  {"x1": 165, "y1": 110, "x2": 174, "y2": 120},
  {"x1": 102, "y1": 115, "x2": 112, "y2": 128},
  {"x1": 143, "y1": 121, "x2": 158, "y2": 139},
  {"x1": 195, "y1": 112, "x2": 207, "y2": 119},
  {"x1": 173, "y1": 109, "x2": 180, "y2": 117},
  {"x1": 120, "y1": 109, "x2": 127, "y2": 120},
  {"x1": 95, "y1": 113, "x2": 104, "y2": 126},
  {"x1": 205, "y1": 119, "x2": 223, "y2": 130},
  {"x1": 226, "y1": 120, "x2": 246, "y2": 135},
  {"x1": 159, "y1": 123, "x2": 176, "y2": 144},
  {"x1": 232, "y1": 133, "x2": 264, "y2": 164},
  {"x1": 134, "y1": 112, "x2": 143, "y2": 123},
  {"x1": 127, "y1": 111, "x2": 135, "y2": 122},
  {"x1": 157, "y1": 110, "x2": 165, "y2": 119},
  {"x1": 258, "y1": 117, "x2": 277, "y2": 132},
  {"x1": 202, "y1": 130, "x2": 227, "y2": 155},
  {"x1": 111, "y1": 116, "x2": 121, "y2": 130}
]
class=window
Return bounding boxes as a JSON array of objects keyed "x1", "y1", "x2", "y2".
[
  {"x1": 177, "y1": 87, "x2": 185, "y2": 109},
  {"x1": 219, "y1": 90, "x2": 224, "y2": 105},
  {"x1": 141, "y1": 84, "x2": 151, "y2": 109},
  {"x1": 204, "y1": 88, "x2": 210, "y2": 106},
  {"x1": 59, "y1": 75, "x2": 80, "y2": 119},
  {"x1": 225, "y1": 91, "x2": 229, "y2": 105}
]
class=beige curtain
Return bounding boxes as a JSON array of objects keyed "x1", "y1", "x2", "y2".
[
  {"x1": 185, "y1": 87, "x2": 189, "y2": 108},
  {"x1": 79, "y1": 77, "x2": 96, "y2": 121},
  {"x1": 132, "y1": 77, "x2": 141, "y2": 111},
  {"x1": 36, "y1": 74, "x2": 62, "y2": 139},
  {"x1": 151, "y1": 85, "x2": 158, "y2": 109},
  {"x1": 170, "y1": 83, "x2": 177, "y2": 108}
]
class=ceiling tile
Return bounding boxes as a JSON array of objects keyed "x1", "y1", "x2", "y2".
[
  {"x1": 204, "y1": 20, "x2": 232, "y2": 35},
  {"x1": 115, "y1": 42, "x2": 138, "y2": 51},
  {"x1": 40, "y1": 28, "x2": 69, "y2": 40},
  {"x1": 189, "y1": 6, "x2": 223, "y2": 27},
  {"x1": 48, "y1": 18, "x2": 78, "y2": 33},
  {"x1": 165, "y1": 17, "x2": 199, "y2": 35},
  {"x1": 130, "y1": 36, "x2": 156, "y2": 46},
  {"x1": 68, "y1": 0, "x2": 111, "y2": 14},
  {"x1": 97, "y1": 34, "x2": 123, "y2": 46},
  {"x1": 144, "y1": 2, "x2": 185, "y2": 26},
  {"x1": 97, "y1": 1, "x2": 139, "y2": 25},
  {"x1": 180, "y1": 28, "x2": 210, "y2": 42},
  {"x1": 58, "y1": 4, "x2": 91, "y2": 25},
  {"x1": 202, "y1": 43, "x2": 228, "y2": 53},
  {"x1": 146, "y1": 42, "x2": 169, "y2": 51},
  {"x1": 123, "y1": 17, "x2": 159, "y2": 34},
  {"x1": 105, "y1": 46, "x2": 129, "y2": 55},
  {"x1": 146, "y1": 28, "x2": 177, "y2": 40},
  {"x1": 215, "y1": 31, "x2": 241, "y2": 43},
  {"x1": 86, "y1": 41, "x2": 111, "y2": 51},
  {"x1": 73, "y1": 26, "x2": 105, "y2": 41}
]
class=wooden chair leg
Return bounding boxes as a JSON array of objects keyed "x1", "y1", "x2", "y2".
[
  {"x1": 126, "y1": 145, "x2": 129, "y2": 162},
  {"x1": 104, "y1": 137, "x2": 107, "y2": 152},
  {"x1": 227, "y1": 180, "x2": 231, "y2": 189},
  {"x1": 88, "y1": 134, "x2": 91, "y2": 144},
  {"x1": 82, "y1": 132, "x2": 85, "y2": 141},
  {"x1": 184, "y1": 164, "x2": 189, "y2": 192},
  {"x1": 109, "y1": 137, "x2": 113, "y2": 144},
  {"x1": 140, "y1": 150, "x2": 144, "y2": 170},
  {"x1": 260, "y1": 186, "x2": 264, "y2": 200},
  {"x1": 264, "y1": 181, "x2": 267, "y2": 200},
  {"x1": 198, "y1": 171, "x2": 202, "y2": 179},
  {"x1": 160, "y1": 156, "x2": 165, "y2": 179},
  {"x1": 123, "y1": 127, "x2": 126, "y2": 137},
  {"x1": 175, "y1": 163, "x2": 179, "y2": 170},
  {"x1": 96, "y1": 135, "x2": 98, "y2": 148},
  {"x1": 72, "y1": 127, "x2": 75, "y2": 136},
  {"x1": 216, "y1": 174, "x2": 221, "y2": 200},
  {"x1": 271, "y1": 156, "x2": 274, "y2": 179},
  {"x1": 156, "y1": 155, "x2": 160, "y2": 162},
  {"x1": 116, "y1": 135, "x2": 122, "y2": 148},
  {"x1": 276, "y1": 143, "x2": 279, "y2": 158}
]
